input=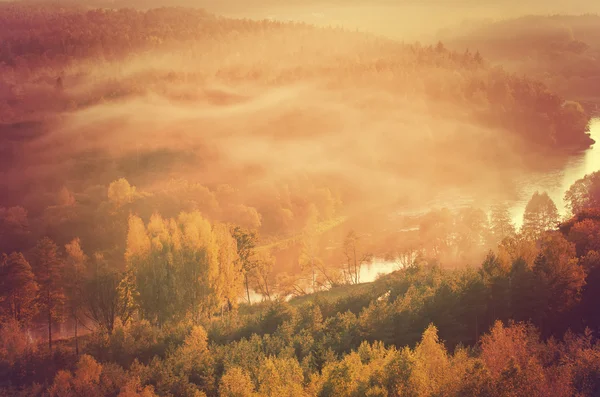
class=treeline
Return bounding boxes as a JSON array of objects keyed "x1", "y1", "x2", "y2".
[
  {"x1": 0, "y1": 172, "x2": 571, "y2": 319},
  {"x1": 442, "y1": 15, "x2": 600, "y2": 108},
  {"x1": 0, "y1": 5, "x2": 595, "y2": 269},
  {"x1": 0, "y1": 4, "x2": 593, "y2": 151},
  {"x1": 0, "y1": 5, "x2": 271, "y2": 64},
  {"x1": 5, "y1": 321, "x2": 600, "y2": 396},
  {"x1": 2, "y1": 172, "x2": 600, "y2": 395},
  {"x1": 0, "y1": 177, "x2": 343, "y2": 268}
]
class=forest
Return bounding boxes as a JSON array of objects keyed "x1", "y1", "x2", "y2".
[
  {"x1": 0, "y1": 4, "x2": 594, "y2": 255},
  {"x1": 2, "y1": 170, "x2": 600, "y2": 396},
  {"x1": 2, "y1": 2, "x2": 600, "y2": 396},
  {"x1": 440, "y1": 14, "x2": 600, "y2": 110}
]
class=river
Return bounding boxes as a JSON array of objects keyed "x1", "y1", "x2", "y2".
[
  {"x1": 213, "y1": 3, "x2": 600, "y2": 296},
  {"x1": 511, "y1": 118, "x2": 600, "y2": 225},
  {"x1": 243, "y1": 120, "x2": 600, "y2": 302},
  {"x1": 359, "y1": 118, "x2": 600, "y2": 283}
]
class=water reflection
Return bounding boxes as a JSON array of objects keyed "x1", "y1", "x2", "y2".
[
  {"x1": 511, "y1": 118, "x2": 600, "y2": 226},
  {"x1": 247, "y1": 120, "x2": 600, "y2": 295},
  {"x1": 361, "y1": 118, "x2": 600, "y2": 283}
]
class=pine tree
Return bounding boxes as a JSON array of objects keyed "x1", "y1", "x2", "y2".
[
  {"x1": 31, "y1": 237, "x2": 66, "y2": 352},
  {"x1": 64, "y1": 238, "x2": 87, "y2": 355},
  {"x1": 0, "y1": 252, "x2": 38, "y2": 324},
  {"x1": 533, "y1": 232, "x2": 585, "y2": 334},
  {"x1": 521, "y1": 192, "x2": 559, "y2": 240}
]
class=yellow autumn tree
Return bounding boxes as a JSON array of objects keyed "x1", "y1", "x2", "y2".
[
  {"x1": 256, "y1": 357, "x2": 306, "y2": 397},
  {"x1": 125, "y1": 215, "x2": 151, "y2": 262},
  {"x1": 219, "y1": 367, "x2": 256, "y2": 397},
  {"x1": 48, "y1": 355, "x2": 103, "y2": 397},
  {"x1": 125, "y1": 212, "x2": 241, "y2": 324},
  {"x1": 213, "y1": 223, "x2": 244, "y2": 312},
  {"x1": 408, "y1": 325, "x2": 452, "y2": 396},
  {"x1": 108, "y1": 178, "x2": 140, "y2": 208},
  {"x1": 64, "y1": 237, "x2": 87, "y2": 354}
]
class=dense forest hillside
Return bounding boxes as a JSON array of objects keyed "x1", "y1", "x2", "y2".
[
  {"x1": 16, "y1": 0, "x2": 600, "y2": 43},
  {"x1": 0, "y1": 5, "x2": 593, "y2": 261},
  {"x1": 441, "y1": 15, "x2": 600, "y2": 109},
  {"x1": 2, "y1": 171, "x2": 600, "y2": 396},
  {"x1": 2, "y1": 3, "x2": 600, "y2": 396}
]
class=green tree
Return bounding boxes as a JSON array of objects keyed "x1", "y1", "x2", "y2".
[
  {"x1": 480, "y1": 252, "x2": 510, "y2": 326},
  {"x1": 533, "y1": 232, "x2": 585, "y2": 333},
  {"x1": 509, "y1": 258, "x2": 543, "y2": 323},
  {"x1": 460, "y1": 270, "x2": 489, "y2": 344}
]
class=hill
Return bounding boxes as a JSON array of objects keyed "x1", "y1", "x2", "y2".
[
  {"x1": 440, "y1": 15, "x2": 600, "y2": 109},
  {"x1": 0, "y1": 5, "x2": 593, "y2": 260},
  {"x1": 2, "y1": 4, "x2": 600, "y2": 396}
]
